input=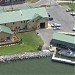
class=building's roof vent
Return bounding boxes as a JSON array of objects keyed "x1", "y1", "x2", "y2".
[{"x1": 19, "y1": 10, "x2": 22, "y2": 16}]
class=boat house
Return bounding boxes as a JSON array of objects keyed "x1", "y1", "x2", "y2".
[{"x1": 50, "y1": 32, "x2": 75, "y2": 50}]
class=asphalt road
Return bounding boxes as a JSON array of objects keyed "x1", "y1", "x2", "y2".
[
  {"x1": 30, "y1": 0, "x2": 58, "y2": 7},
  {"x1": 0, "y1": 0, "x2": 58, "y2": 10}
]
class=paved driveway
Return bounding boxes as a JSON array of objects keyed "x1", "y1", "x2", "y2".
[{"x1": 36, "y1": 28, "x2": 54, "y2": 50}]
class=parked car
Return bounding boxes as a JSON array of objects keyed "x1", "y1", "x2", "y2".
[
  {"x1": 48, "y1": 14, "x2": 50, "y2": 17},
  {"x1": 66, "y1": 8, "x2": 73, "y2": 12},
  {"x1": 49, "y1": 17, "x2": 53, "y2": 21},
  {"x1": 70, "y1": 12, "x2": 75, "y2": 16},
  {"x1": 48, "y1": 14, "x2": 53, "y2": 21},
  {"x1": 72, "y1": 27, "x2": 75, "y2": 31},
  {"x1": 51, "y1": 23, "x2": 61, "y2": 27},
  {"x1": 53, "y1": 27, "x2": 61, "y2": 30}
]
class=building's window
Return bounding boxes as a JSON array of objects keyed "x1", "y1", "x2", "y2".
[
  {"x1": 16, "y1": 0, "x2": 18, "y2": 2},
  {"x1": 5, "y1": 24, "x2": 6, "y2": 25},
  {"x1": 5, "y1": 0, "x2": 10, "y2": 3},
  {"x1": 16, "y1": 27, "x2": 17, "y2": 29},
  {"x1": 24, "y1": 25, "x2": 27, "y2": 29},
  {"x1": 13, "y1": 22, "x2": 15, "y2": 24},
  {"x1": 24, "y1": 21, "x2": 25, "y2": 23},
  {"x1": 18, "y1": 26, "x2": 20, "y2": 29},
  {"x1": 13, "y1": 0, "x2": 16, "y2": 2},
  {"x1": 0, "y1": 38, "x2": 4, "y2": 42},
  {"x1": 27, "y1": 20, "x2": 29, "y2": 21},
  {"x1": 25, "y1": 25, "x2": 27, "y2": 28},
  {"x1": 7, "y1": 37, "x2": 10, "y2": 40}
]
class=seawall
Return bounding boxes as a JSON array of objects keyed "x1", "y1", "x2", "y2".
[{"x1": 0, "y1": 51, "x2": 52, "y2": 63}]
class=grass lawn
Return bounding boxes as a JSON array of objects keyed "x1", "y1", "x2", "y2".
[
  {"x1": 60, "y1": 3, "x2": 75, "y2": 11},
  {"x1": 0, "y1": 31, "x2": 43, "y2": 55}
]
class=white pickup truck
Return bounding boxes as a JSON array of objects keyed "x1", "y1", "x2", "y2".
[
  {"x1": 70, "y1": 12, "x2": 75, "y2": 16},
  {"x1": 51, "y1": 23, "x2": 61, "y2": 30},
  {"x1": 51, "y1": 23, "x2": 61, "y2": 27}
]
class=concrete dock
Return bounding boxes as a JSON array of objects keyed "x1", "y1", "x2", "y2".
[{"x1": 50, "y1": 45, "x2": 75, "y2": 65}]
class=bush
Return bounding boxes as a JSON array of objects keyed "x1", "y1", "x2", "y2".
[{"x1": 37, "y1": 45, "x2": 42, "y2": 51}]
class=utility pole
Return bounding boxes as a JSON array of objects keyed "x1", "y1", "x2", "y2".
[{"x1": 2, "y1": 3, "x2": 4, "y2": 11}]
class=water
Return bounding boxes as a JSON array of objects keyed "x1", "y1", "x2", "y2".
[{"x1": 0, "y1": 57, "x2": 74, "y2": 75}]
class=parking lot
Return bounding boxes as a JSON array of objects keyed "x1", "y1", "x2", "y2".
[
  {"x1": 36, "y1": 5, "x2": 75, "y2": 50},
  {"x1": 47, "y1": 5, "x2": 75, "y2": 32}
]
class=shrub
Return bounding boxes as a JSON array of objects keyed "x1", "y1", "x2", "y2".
[{"x1": 37, "y1": 45, "x2": 42, "y2": 51}]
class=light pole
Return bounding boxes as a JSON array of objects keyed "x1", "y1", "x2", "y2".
[
  {"x1": 50, "y1": 0, "x2": 51, "y2": 6},
  {"x1": 11, "y1": 0, "x2": 13, "y2": 10},
  {"x1": 3, "y1": 5, "x2": 4, "y2": 11},
  {"x1": 2, "y1": 2, "x2": 4, "y2": 11}
]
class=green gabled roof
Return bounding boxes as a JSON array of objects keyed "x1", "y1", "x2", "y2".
[
  {"x1": 32, "y1": 13, "x2": 41, "y2": 19},
  {"x1": 0, "y1": 7, "x2": 48, "y2": 24},
  {"x1": 27, "y1": 13, "x2": 42, "y2": 23},
  {"x1": 32, "y1": 13, "x2": 48, "y2": 22},
  {"x1": 53, "y1": 32, "x2": 75, "y2": 45},
  {"x1": 0, "y1": 25, "x2": 13, "y2": 34}
]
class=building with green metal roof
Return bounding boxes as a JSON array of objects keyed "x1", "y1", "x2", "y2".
[
  {"x1": 0, "y1": 7, "x2": 48, "y2": 31},
  {"x1": 0, "y1": 25, "x2": 13, "y2": 42},
  {"x1": 0, "y1": 7, "x2": 48, "y2": 24},
  {"x1": 0, "y1": 25, "x2": 13, "y2": 34},
  {"x1": 50, "y1": 32, "x2": 75, "y2": 49}
]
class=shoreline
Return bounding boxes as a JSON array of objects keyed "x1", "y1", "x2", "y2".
[{"x1": 0, "y1": 51, "x2": 52, "y2": 63}]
